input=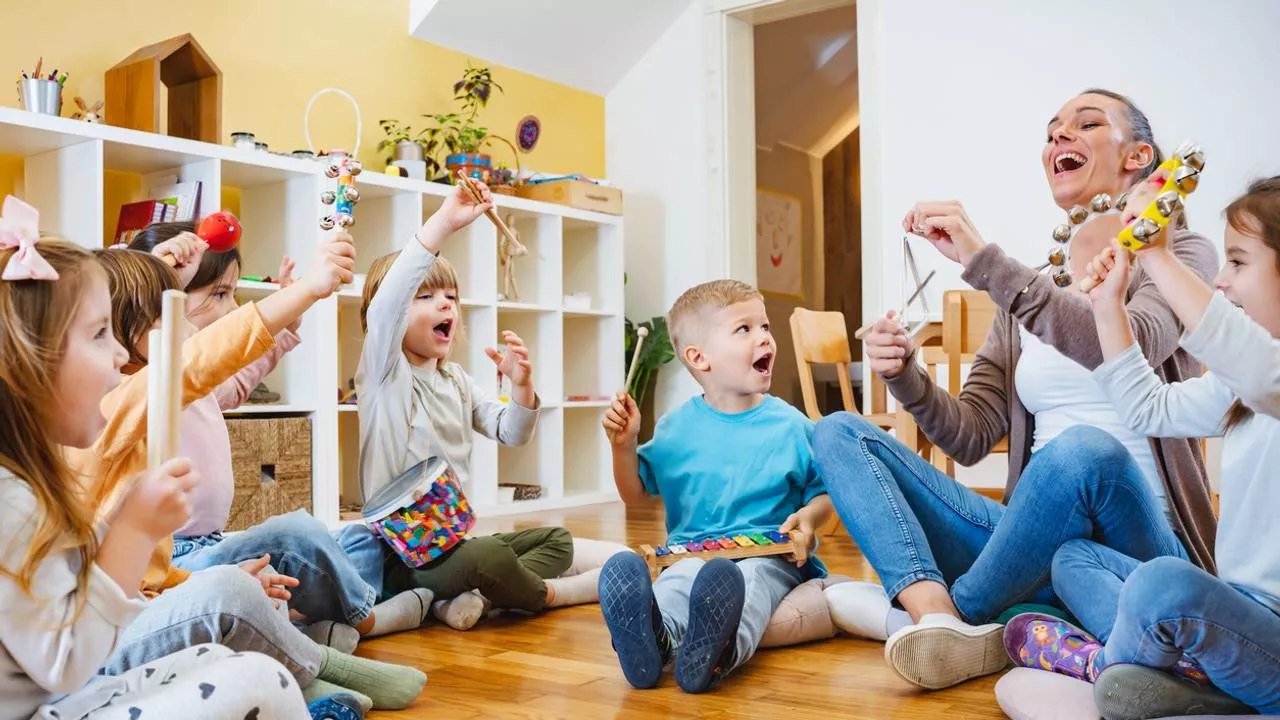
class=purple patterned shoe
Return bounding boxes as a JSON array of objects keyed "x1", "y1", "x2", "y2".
[{"x1": 1003, "y1": 613, "x2": 1102, "y2": 681}]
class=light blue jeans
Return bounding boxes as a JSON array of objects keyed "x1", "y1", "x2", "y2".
[
  {"x1": 654, "y1": 557, "x2": 806, "y2": 674},
  {"x1": 811, "y1": 415, "x2": 1187, "y2": 623},
  {"x1": 173, "y1": 510, "x2": 378, "y2": 627},
  {"x1": 1053, "y1": 542, "x2": 1280, "y2": 714},
  {"x1": 102, "y1": 565, "x2": 325, "y2": 685}
]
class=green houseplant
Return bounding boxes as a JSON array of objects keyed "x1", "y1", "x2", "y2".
[
  {"x1": 421, "y1": 63, "x2": 507, "y2": 182},
  {"x1": 376, "y1": 119, "x2": 431, "y2": 169},
  {"x1": 625, "y1": 316, "x2": 676, "y2": 442}
]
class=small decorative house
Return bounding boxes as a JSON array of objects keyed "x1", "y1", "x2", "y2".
[{"x1": 105, "y1": 33, "x2": 222, "y2": 143}]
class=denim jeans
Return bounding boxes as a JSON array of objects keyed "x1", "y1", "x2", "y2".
[
  {"x1": 812, "y1": 414, "x2": 1187, "y2": 623},
  {"x1": 654, "y1": 557, "x2": 806, "y2": 674},
  {"x1": 1054, "y1": 544, "x2": 1280, "y2": 714},
  {"x1": 103, "y1": 565, "x2": 324, "y2": 686},
  {"x1": 172, "y1": 510, "x2": 377, "y2": 627}
]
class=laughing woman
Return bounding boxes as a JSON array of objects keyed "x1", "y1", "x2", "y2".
[{"x1": 813, "y1": 89, "x2": 1219, "y2": 690}]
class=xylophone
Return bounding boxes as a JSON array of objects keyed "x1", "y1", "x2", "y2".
[
  {"x1": 361, "y1": 457, "x2": 475, "y2": 568},
  {"x1": 636, "y1": 530, "x2": 807, "y2": 579}
]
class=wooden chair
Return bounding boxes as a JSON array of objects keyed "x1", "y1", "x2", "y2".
[
  {"x1": 790, "y1": 308, "x2": 894, "y2": 430},
  {"x1": 928, "y1": 290, "x2": 1009, "y2": 475}
]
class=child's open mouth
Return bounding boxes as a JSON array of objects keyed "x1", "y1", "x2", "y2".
[
  {"x1": 433, "y1": 319, "x2": 453, "y2": 342},
  {"x1": 753, "y1": 352, "x2": 774, "y2": 376}
]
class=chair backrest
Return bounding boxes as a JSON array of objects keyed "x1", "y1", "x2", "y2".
[
  {"x1": 942, "y1": 290, "x2": 999, "y2": 393},
  {"x1": 790, "y1": 308, "x2": 856, "y2": 421}
]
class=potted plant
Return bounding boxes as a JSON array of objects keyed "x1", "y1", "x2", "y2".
[
  {"x1": 625, "y1": 316, "x2": 676, "y2": 443},
  {"x1": 420, "y1": 63, "x2": 516, "y2": 183},
  {"x1": 376, "y1": 119, "x2": 431, "y2": 168}
]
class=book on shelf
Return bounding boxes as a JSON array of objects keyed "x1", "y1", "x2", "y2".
[{"x1": 111, "y1": 181, "x2": 203, "y2": 246}]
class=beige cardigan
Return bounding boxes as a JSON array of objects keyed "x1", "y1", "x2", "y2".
[{"x1": 884, "y1": 230, "x2": 1220, "y2": 573}]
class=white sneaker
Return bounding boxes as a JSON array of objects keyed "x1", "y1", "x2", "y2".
[
  {"x1": 883, "y1": 613, "x2": 1009, "y2": 689},
  {"x1": 824, "y1": 581, "x2": 893, "y2": 641}
]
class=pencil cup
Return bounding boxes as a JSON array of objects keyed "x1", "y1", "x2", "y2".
[{"x1": 21, "y1": 78, "x2": 61, "y2": 116}]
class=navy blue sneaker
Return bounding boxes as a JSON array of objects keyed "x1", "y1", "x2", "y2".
[
  {"x1": 599, "y1": 552, "x2": 673, "y2": 689},
  {"x1": 675, "y1": 558, "x2": 745, "y2": 693},
  {"x1": 307, "y1": 693, "x2": 364, "y2": 720}
]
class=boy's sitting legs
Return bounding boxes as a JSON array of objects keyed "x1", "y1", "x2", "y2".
[{"x1": 600, "y1": 553, "x2": 806, "y2": 693}]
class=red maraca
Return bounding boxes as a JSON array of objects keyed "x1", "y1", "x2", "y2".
[{"x1": 197, "y1": 211, "x2": 242, "y2": 252}]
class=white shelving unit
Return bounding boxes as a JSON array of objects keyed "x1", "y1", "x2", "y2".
[{"x1": 0, "y1": 107, "x2": 623, "y2": 525}]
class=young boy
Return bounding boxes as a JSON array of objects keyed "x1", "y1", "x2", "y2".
[{"x1": 599, "y1": 279, "x2": 833, "y2": 694}]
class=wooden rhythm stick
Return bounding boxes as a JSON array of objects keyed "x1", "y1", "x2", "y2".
[
  {"x1": 456, "y1": 171, "x2": 527, "y2": 253},
  {"x1": 147, "y1": 290, "x2": 186, "y2": 469},
  {"x1": 609, "y1": 326, "x2": 649, "y2": 442},
  {"x1": 637, "y1": 530, "x2": 808, "y2": 579}
]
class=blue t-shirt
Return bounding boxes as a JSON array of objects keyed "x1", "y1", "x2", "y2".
[{"x1": 638, "y1": 395, "x2": 828, "y2": 577}]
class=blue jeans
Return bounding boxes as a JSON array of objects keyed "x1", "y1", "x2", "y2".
[
  {"x1": 812, "y1": 415, "x2": 1187, "y2": 623},
  {"x1": 172, "y1": 510, "x2": 378, "y2": 626},
  {"x1": 654, "y1": 557, "x2": 806, "y2": 674},
  {"x1": 1054, "y1": 544, "x2": 1280, "y2": 714}
]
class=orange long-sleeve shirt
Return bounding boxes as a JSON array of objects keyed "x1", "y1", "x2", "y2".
[{"x1": 68, "y1": 302, "x2": 275, "y2": 598}]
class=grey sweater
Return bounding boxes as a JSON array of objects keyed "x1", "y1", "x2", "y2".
[
  {"x1": 357, "y1": 239, "x2": 540, "y2": 502},
  {"x1": 884, "y1": 230, "x2": 1221, "y2": 573}
]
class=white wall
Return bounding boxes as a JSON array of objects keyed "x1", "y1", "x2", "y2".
[
  {"x1": 856, "y1": 0, "x2": 1280, "y2": 325},
  {"x1": 606, "y1": 2, "x2": 708, "y2": 415}
]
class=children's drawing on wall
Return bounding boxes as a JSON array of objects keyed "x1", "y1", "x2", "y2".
[{"x1": 756, "y1": 188, "x2": 803, "y2": 300}]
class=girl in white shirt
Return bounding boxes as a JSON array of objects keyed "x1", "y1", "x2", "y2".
[
  {"x1": 1002, "y1": 175, "x2": 1280, "y2": 719},
  {"x1": 0, "y1": 224, "x2": 309, "y2": 720}
]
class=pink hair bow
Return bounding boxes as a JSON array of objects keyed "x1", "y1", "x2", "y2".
[{"x1": 0, "y1": 196, "x2": 57, "y2": 281}]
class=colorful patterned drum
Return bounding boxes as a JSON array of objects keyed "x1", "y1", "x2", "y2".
[{"x1": 361, "y1": 457, "x2": 475, "y2": 568}]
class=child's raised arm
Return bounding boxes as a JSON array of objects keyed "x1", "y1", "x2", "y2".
[
  {"x1": 603, "y1": 391, "x2": 649, "y2": 504},
  {"x1": 361, "y1": 182, "x2": 492, "y2": 388}
]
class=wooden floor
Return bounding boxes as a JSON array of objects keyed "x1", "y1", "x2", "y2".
[{"x1": 357, "y1": 501, "x2": 1007, "y2": 719}]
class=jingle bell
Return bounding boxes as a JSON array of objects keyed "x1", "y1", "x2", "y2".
[
  {"x1": 1155, "y1": 191, "x2": 1183, "y2": 218},
  {"x1": 1052, "y1": 268, "x2": 1073, "y2": 288},
  {"x1": 1115, "y1": 192, "x2": 1129, "y2": 212},
  {"x1": 347, "y1": 160, "x2": 363, "y2": 176},
  {"x1": 320, "y1": 215, "x2": 336, "y2": 231},
  {"x1": 321, "y1": 190, "x2": 337, "y2": 205},
  {"x1": 1130, "y1": 217, "x2": 1160, "y2": 241},
  {"x1": 336, "y1": 213, "x2": 355, "y2": 229},
  {"x1": 1047, "y1": 247, "x2": 1066, "y2": 266},
  {"x1": 1053, "y1": 224, "x2": 1072, "y2": 243},
  {"x1": 1068, "y1": 206, "x2": 1089, "y2": 225},
  {"x1": 1179, "y1": 146, "x2": 1205, "y2": 171},
  {"x1": 325, "y1": 163, "x2": 341, "y2": 179},
  {"x1": 1091, "y1": 193, "x2": 1113, "y2": 213},
  {"x1": 1174, "y1": 165, "x2": 1200, "y2": 193},
  {"x1": 342, "y1": 185, "x2": 360, "y2": 203}
]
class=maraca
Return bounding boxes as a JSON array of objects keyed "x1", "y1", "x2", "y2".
[{"x1": 197, "y1": 210, "x2": 243, "y2": 253}]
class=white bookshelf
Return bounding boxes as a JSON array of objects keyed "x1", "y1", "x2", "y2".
[{"x1": 0, "y1": 107, "x2": 623, "y2": 525}]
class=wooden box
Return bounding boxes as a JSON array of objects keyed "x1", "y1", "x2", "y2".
[
  {"x1": 516, "y1": 179, "x2": 623, "y2": 215},
  {"x1": 105, "y1": 33, "x2": 222, "y2": 143},
  {"x1": 225, "y1": 416, "x2": 312, "y2": 531}
]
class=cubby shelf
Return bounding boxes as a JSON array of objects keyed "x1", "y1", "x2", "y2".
[{"x1": 0, "y1": 106, "x2": 622, "y2": 524}]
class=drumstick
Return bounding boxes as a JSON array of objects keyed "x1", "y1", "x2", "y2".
[
  {"x1": 610, "y1": 326, "x2": 649, "y2": 442},
  {"x1": 147, "y1": 290, "x2": 186, "y2": 469},
  {"x1": 456, "y1": 171, "x2": 527, "y2": 253}
]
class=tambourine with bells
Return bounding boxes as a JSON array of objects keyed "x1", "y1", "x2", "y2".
[
  {"x1": 1046, "y1": 141, "x2": 1205, "y2": 290},
  {"x1": 320, "y1": 149, "x2": 362, "y2": 231}
]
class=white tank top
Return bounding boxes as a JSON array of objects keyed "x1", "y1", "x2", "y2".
[{"x1": 1014, "y1": 325, "x2": 1165, "y2": 511}]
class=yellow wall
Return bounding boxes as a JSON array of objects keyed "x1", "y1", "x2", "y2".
[{"x1": 0, "y1": 0, "x2": 604, "y2": 178}]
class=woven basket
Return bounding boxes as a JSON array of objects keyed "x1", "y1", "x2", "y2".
[{"x1": 225, "y1": 416, "x2": 313, "y2": 531}]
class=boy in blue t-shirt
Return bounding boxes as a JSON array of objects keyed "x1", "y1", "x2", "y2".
[{"x1": 598, "y1": 279, "x2": 833, "y2": 693}]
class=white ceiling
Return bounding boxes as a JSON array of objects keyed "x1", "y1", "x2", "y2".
[
  {"x1": 408, "y1": 0, "x2": 695, "y2": 95},
  {"x1": 754, "y1": 5, "x2": 859, "y2": 156}
]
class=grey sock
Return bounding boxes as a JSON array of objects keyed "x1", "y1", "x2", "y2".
[
  {"x1": 545, "y1": 568, "x2": 602, "y2": 607},
  {"x1": 431, "y1": 590, "x2": 491, "y2": 631},
  {"x1": 303, "y1": 620, "x2": 359, "y2": 654},
  {"x1": 367, "y1": 588, "x2": 434, "y2": 638}
]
